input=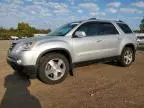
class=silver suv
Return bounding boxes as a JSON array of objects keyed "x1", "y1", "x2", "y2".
[{"x1": 7, "y1": 19, "x2": 137, "y2": 84}]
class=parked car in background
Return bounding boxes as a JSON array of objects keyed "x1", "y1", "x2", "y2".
[
  {"x1": 135, "y1": 33, "x2": 144, "y2": 45},
  {"x1": 7, "y1": 18, "x2": 137, "y2": 84},
  {"x1": 21, "y1": 36, "x2": 27, "y2": 39},
  {"x1": 34, "y1": 34, "x2": 48, "y2": 37},
  {"x1": 10, "y1": 36, "x2": 19, "y2": 40}
]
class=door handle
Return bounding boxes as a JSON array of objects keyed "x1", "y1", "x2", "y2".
[
  {"x1": 118, "y1": 37, "x2": 122, "y2": 40},
  {"x1": 97, "y1": 40, "x2": 102, "y2": 42}
]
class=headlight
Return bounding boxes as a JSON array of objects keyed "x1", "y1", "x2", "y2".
[{"x1": 23, "y1": 41, "x2": 36, "y2": 50}]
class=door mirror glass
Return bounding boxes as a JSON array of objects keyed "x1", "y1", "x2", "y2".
[{"x1": 75, "y1": 31, "x2": 86, "y2": 38}]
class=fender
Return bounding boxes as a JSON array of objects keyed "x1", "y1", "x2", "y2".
[{"x1": 36, "y1": 48, "x2": 74, "y2": 76}]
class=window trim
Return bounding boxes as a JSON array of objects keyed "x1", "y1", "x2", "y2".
[{"x1": 72, "y1": 21, "x2": 120, "y2": 37}]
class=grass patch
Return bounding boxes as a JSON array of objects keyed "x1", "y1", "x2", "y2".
[{"x1": 137, "y1": 45, "x2": 144, "y2": 51}]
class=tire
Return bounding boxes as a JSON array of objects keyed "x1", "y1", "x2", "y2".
[
  {"x1": 38, "y1": 53, "x2": 69, "y2": 84},
  {"x1": 119, "y1": 47, "x2": 134, "y2": 67}
]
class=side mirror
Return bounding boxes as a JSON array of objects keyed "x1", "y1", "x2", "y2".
[{"x1": 75, "y1": 31, "x2": 86, "y2": 38}]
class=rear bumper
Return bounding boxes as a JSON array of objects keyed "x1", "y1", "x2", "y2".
[{"x1": 7, "y1": 57, "x2": 37, "y2": 78}]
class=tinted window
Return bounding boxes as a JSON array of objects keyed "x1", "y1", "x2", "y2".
[
  {"x1": 75, "y1": 22, "x2": 119, "y2": 36},
  {"x1": 76, "y1": 22, "x2": 98, "y2": 36},
  {"x1": 117, "y1": 23, "x2": 132, "y2": 34},
  {"x1": 98, "y1": 22, "x2": 119, "y2": 35}
]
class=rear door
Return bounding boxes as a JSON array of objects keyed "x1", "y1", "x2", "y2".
[{"x1": 95, "y1": 22, "x2": 121, "y2": 58}]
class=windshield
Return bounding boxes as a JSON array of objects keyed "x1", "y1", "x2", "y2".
[{"x1": 48, "y1": 23, "x2": 78, "y2": 36}]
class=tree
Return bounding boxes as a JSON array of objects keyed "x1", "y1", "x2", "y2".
[
  {"x1": 17, "y1": 22, "x2": 30, "y2": 31},
  {"x1": 17, "y1": 22, "x2": 33, "y2": 37},
  {"x1": 133, "y1": 30, "x2": 140, "y2": 33},
  {"x1": 0, "y1": 22, "x2": 51, "y2": 39},
  {"x1": 140, "y1": 18, "x2": 144, "y2": 32}
]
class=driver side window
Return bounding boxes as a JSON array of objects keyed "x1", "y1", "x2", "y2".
[{"x1": 75, "y1": 22, "x2": 99, "y2": 37}]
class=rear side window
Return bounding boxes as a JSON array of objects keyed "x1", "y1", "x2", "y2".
[
  {"x1": 117, "y1": 23, "x2": 132, "y2": 34},
  {"x1": 75, "y1": 22, "x2": 119, "y2": 36},
  {"x1": 98, "y1": 22, "x2": 119, "y2": 35}
]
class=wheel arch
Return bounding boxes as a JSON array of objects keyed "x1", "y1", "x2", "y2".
[
  {"x1": 122, "y1": 43, "x2": 136, "y2": 53},
  {"x1": 36, "y1": 48, "x2": 73, "y2": 75},
  {"x1": 121, "y1": 43, "x2": 136, "y2": 62}
]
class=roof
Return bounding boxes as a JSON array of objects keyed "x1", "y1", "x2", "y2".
[{"x1": 70, "y1": 18, "x2": 125, "y2": 26}]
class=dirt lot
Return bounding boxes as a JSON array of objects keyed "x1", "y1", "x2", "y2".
[{"x1": 0, "y1": 40, "x2": 144, "y2": 108}]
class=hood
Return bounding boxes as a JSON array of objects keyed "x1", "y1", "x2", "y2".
[{"x1": 13, "y1": 35, "x2": 66, "y2": 44}]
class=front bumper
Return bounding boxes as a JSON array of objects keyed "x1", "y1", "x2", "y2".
[
  {"x1": 7, "y1": 57, "x2": 37, "y2": 78},
  {"x1": 137, "y1": 39, "x2": 144, "y2": 45}
]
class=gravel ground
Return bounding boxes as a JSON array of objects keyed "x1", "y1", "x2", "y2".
[{"x1": 0, "y1": 40, "x2": 144, "y2": 108}]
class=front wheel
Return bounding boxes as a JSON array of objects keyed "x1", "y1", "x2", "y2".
[
  {"x1": 119, "y1": 47, "x2": 134, "y2": 67},
  {"x1": 38, "y1": 53, "x2": 69, "y2": 84}
]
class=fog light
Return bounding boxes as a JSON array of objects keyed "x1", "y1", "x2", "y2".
[
  {"x1": 17, "y1": 60, "x2": 22, "y2": 65},
  {"x1": 137, "y1": 39, "x2": 140, "y2": 42}
]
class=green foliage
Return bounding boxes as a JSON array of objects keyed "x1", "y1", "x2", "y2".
[
  {"x1": 0, "y1": 22, "x2": 51, "y2": 39},
  {"x1": 132, "y1": 18, "x2": 144, "y2": 33},
  {"x1": 140, "y1": 18, "x2": 144, "y2": 32},
  {"x1": 133, "y1": 30, "x2": 140, "y2": 33}
]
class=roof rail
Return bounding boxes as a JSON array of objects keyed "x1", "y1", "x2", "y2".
[
  {"x1": 88, "y1": 18, "x2": 97, "y2": 20},
  {"x1": 118, "y1": 20, "x2": 124, "y2": 22}
]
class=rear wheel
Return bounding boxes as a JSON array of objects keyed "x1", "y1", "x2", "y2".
[
  {"x1": 119, "y1": 47, "x2": 134, "y2": 67},
  {"x1": 38, "y1": 53, "x2": 69, "y2": 84}
]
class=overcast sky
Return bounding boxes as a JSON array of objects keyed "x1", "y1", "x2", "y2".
[{"x1": 0, "y1": 0, "x2": 144, "y2": 30}]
